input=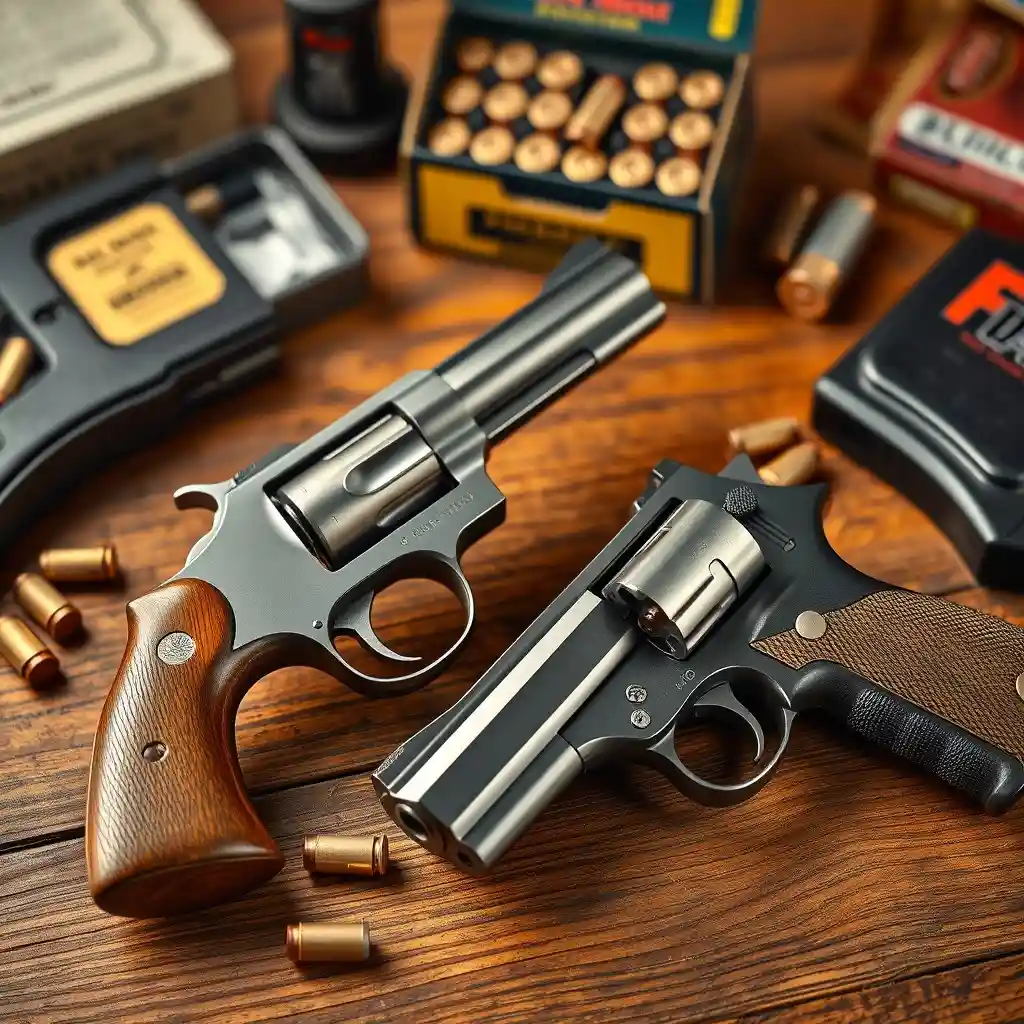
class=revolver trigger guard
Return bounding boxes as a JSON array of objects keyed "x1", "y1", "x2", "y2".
[
  {"x1": 643, "y1": 707, "x2": 795, "y2": 808},
  {"x1": 332, "y1": 591, "x2": 421, "y2": 664},
  {"x1": 693, "y1": 683, "x2": 766, "y2": 762},
  {"x1": 329, "y1": 554, "x2": 477, "y2": 699}
]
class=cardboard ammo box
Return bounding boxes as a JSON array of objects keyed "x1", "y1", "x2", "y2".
[
  {"x1": 403, "y1": 0, "x2": 760, "y2": 302},
  {"x1": 0, "y1": 0, "x2": 237, "y2": 220},
  {"x1": 874, "y1": 3, "x2": 1024, "y2": 233}
]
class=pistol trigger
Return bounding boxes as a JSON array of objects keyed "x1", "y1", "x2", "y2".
[
  {"x1": 332, "y1": 591, "x2": 421, "y2": 665},
  {"x1": 693, "y1": 684, "x2": 766, "y2": 763}
]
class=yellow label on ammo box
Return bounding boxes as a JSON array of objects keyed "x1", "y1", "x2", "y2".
[{"x1": 47, "y1": 203, "x2": 226, "y2": 346}]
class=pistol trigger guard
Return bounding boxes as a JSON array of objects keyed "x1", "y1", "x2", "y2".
[
  {"x1": 331, "y1": 590, "x2": 421, "y2": 665},
  {"x1": 328, "y1": 555, "x2": 477, "y2": 699},
  {"x1": 642, "y1": 707, "x2": 795, "y2": 808},
  {"x1": 693, "y1": 683, "x2": 766, "y2": 762}
]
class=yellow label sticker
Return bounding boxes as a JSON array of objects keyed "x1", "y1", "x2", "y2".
[
  {"x1": 709, "y1": 0, "x2": 741, "y2": 40},
  {"x1": 47, "y1": 203, "x2": 226, "y2": 346}
]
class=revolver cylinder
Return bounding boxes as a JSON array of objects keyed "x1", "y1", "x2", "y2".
[
  {"x1": 274, "y1": 416, "x2": 445, "y2": 568},
  {"x1": 603, "y1": 499, "x2": 763, "y2": 658}
]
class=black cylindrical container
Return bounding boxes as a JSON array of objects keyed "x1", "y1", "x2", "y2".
[{"x1": 274, "y1": 0, "x2": 408, "y2": 174}]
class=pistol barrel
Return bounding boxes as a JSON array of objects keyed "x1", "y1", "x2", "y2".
[
  {"x1": 373, "y1": 590, "x2": 636, "y2": 872},
  {"x1": 438, "y1": 241, "x2": 665, "y2": 439}
]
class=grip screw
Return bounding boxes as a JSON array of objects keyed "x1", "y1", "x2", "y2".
[
  {"x1": 157, "y1": 632, "x2": 196, "y2": 665},
  {"x1": 795, "y1": 610, "x2": 827, "y2": 640},
  {"x1": 625, "y1": 685, "x2": 648, "y2": 703},
  {"x1": 142, "y1": 741, "x2": 167, "y2": 763},
  {"x1": 1015, "y1": 673, "x2": 1024, "y2": 702},
  {"x1": 630, "y1": 709, "x2": 651, "y2": 729}
]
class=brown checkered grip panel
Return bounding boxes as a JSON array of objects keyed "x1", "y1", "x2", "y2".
[{"x1": 754, "y1": 590, "x2": 1024, "y2": 761}]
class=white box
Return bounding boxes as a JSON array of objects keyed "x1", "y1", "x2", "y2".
[{"x1": 0, "y1": 0, "x2": 237, "y2": 218}]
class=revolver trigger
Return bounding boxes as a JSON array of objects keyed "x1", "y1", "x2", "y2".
[
  {"x1": 332, "y1": 591, "x2": 421, "y2": 665},
  {"x1": 692, "y1": 684, "x2": 766, "y2": 763}
]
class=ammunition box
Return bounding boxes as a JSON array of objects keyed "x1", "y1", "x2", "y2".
[
  {"x1": 874, "y1": 5, "x2": 1024, "y2": 233},
  {"x1": 404, "y1": 0, "x2": 760, "y2": 302}
]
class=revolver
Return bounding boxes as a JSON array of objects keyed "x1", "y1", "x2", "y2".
[
  {"x1": 85, "y1": 241, "x2": 666, "y2": 917},
  {"x1": 374, "y1": 455, "x2": 1024, "y2": 874}
]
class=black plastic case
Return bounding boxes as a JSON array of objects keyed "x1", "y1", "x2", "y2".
[
  {"x1": 0, "y1": 126, "x2": 368, "y2": 554},
  {"x1": 814, "y1": 229, "x2": 1024, "y2": 592}
]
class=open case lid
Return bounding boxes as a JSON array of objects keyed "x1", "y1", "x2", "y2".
[{"x1": 453, "y1": 0, "x2": 760, "y2": 53}]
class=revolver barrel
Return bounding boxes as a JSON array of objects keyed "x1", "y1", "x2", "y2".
[
  {"x1": 438, "y1": 240, "x2": 666, "y2": 440},
  {"x1": 274, "y1": 241, "x2": 664, "y2": 568}
]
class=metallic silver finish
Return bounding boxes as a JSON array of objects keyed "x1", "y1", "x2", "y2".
[
  {"x1": 626, "y1": 684, "x2": 647, "y2": 703},
  {"x1": 437, "y1": 251, "x2": 665, "y2": 422},
  {"x1": 466, "y1": 740, "x2": 582, "y2": 869},
  {"x1": 157, "y1": 632, "x2": 196, "y2": 665},
  {"x1": 795, "y1": 610, "x2": 828, "y2": 640},
  {"x1": 603, "y1": 499, "x2": 764, "y2": 659},
  {"x1": 1015, "y1": 672, "x2": 1024, "y2": 702},
  {"x1": 450, "y1": 622, "x2": 635, "y2": 840},
  {"x1": 396, "y1": 592, "x2": 606, "y2": 804},
  {"x1": 274, "y1": 415, "x2": 444, "y2": 568},
  {"x1": 630, "y1": 708, "x2": 651, "y2": 728}
]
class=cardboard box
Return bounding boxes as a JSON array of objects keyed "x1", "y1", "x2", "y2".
[
  {"x1": 874, "y1": 5, "x2": 1024, "y2": 233},
  {"x1": 403, "y1": 0, "x2": 759, "y2": 302},
  {"x1": 0, "y1": 0, "x2": 237, "y2": 220},
  {"x1": 816, "y1": 0, "x2": 970, "y2": 155}
]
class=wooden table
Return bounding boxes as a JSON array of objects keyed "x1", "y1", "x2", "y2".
[{"x1": 4, "y1": 3, "x2": 1024, "y2": 1021}]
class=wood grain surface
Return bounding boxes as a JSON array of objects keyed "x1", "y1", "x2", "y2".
[{"x1": 3, "y1": 1, "x2": 1024, "y2": 1021}]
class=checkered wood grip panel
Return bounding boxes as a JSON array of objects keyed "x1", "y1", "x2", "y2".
[{"x1": 753, "y1": 590, "x2": 1024, "y2": 760}]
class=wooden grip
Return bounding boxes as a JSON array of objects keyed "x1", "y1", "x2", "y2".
[
  {"x1": 85, "y1": 579, "x2": 285, "y2": 917},
  {"x1": 755, "y1": 589, "x2": 1024, "y2": 760}
]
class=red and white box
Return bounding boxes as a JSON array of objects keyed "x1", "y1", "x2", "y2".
[{"x1": 875, "y1": 5, "x2": 1024, "y2": 233}]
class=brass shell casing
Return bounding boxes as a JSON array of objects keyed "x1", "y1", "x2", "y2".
[
  {"x1": 527, "y1": 90, "x2": 573, "y2": 132},
  {"x1": 654, "y1": 157, "x2": 701, "y2": 197},
  {"x1": 514, "y1": 133, "x2": 561, "y2": 173},
  {"x1": 622, "y1": 103, "x2": 669, "y2": 145},
  {"x1": 0, "y1": 336, "x2": 35, "y2": 404},
  {"x1": 442, "y1": 76, "x2": 484, "y2": 116},
  {"x1": 609, "y1": 148, "x2": 655, "y2": 189},
  {"x1": 184, "y1": 185, "x2": 224, "y2": 222},
  {"x1": 564, "y1": 75, "x2": 626, "y2": 149},
  {"x1": 456, "y1": 37, "x2": 494, "y2": 73},
  {"x1": 728, "y1": 417, "x2": 801, "y2": 459},
  {"x1": 680, "y1": 70, "x2": 726, "y2": 109},
  {"x1": 39, "y1": 545, "x2": 120, "y2": 583},
  {"x1": 13, "y1": 573, "x2": 82, "y2": 642},
  {"x1": 470, "y1": 126, "x2": 515, "y2": 165},
  {"x1": 286, "y1": 922, "x2": 371, "y2": 964},
  {"x1": 428, "y1": 118, "x2": 472, "y2": 157},
  {"x1": 303, "y1": 835, "x2": 389, "y2": 876},
  {"x1": 482, "y1": 82, "x2": 529, "y2": 124},
  {"x1": 633, "y1": 62, "x2": 679, "y2": 102},
  {"x1": 777, "y1": 190, "x2": 877, "y2": 322},
  {"x1": 668, "y1": 111, "x2": 715, "y2": 152},
  {"x1": 759, "y1": 442, "x2": 820, "y2": 487},
  {"x1": 0, "y1": 616, "x2": 60, "y2": 687},
  {"x1": 762, "y1": 185, "x2": 820, "y2": 268},
  {"x1": 536, "y1": 50, "x2": 583, "y2": 91},
  {"x1": 561, "y1": 146, "x2": 607, "y2": 183},
  {"x1": 493, "y1": 41, "x2": 537, "y2": 81}
]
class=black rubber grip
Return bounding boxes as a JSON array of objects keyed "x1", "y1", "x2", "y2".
[{"x1": 800, "y1": 663, "x2": 1024, "y2": 814}]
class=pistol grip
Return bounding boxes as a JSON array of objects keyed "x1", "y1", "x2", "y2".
[
  {"x1": 85, "y1": 579, "x2": 284, "y2": 917},
  {"x1": 757, "y1": 589, "x2": 1024, "y2": 813}
]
